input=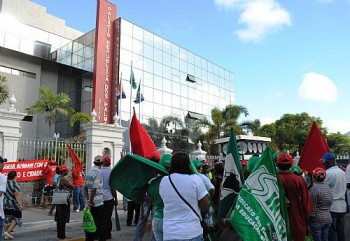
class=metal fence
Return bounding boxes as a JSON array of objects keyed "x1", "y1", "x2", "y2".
[
  {"x1": 18, "y1": 138, "x2": 86, "y2": 167},
  {"x1": 17, "y1": 138, "x2": 86, "y2": 207}
]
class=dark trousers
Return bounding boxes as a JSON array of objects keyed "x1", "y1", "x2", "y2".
[
  {"x1": 328, "y1": 212, "x2": 345, "y2": 241},
  {"x1": 104, "y1": 199, "x2": 114, "y2": 239},
  {"x1": 127, "y1": 201, "x2": 141, "y2": 225},
  {"x1": 85, "y1": 205, "x2": 106, "y2": 241},
  {"x1": 55, "y1": 204, "x2": 70, "y2": 239}
]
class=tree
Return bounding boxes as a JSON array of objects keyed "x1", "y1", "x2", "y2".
[
  {"x1": 326, "y1": 132, "x2": 350, "y2": 157},
  {"x1": 70, "y1": 112, "x2": 92, "y2": 127},
  {"x1": 192, "y1": 104, "x2": 249, "y2": 155},
  {"x1": 0, "y1": 75, "x2": 9, "y2": 105},
  {"x1": 240, "y1": 119, "x2": 262, "y2": 135},
  {"x1": 273, "y1": 112, "x2": 326, "y2": 153},
  {"x1": 26, "y1": 85, "x2": 74, "y2": 137}
]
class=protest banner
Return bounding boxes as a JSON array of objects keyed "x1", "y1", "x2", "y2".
[
  {"x1": 230, "y1": 147, "x2": 291, "y2": 241},
  {"x1": 2, "y1": 160, "x2": 49, "y2": 181}
]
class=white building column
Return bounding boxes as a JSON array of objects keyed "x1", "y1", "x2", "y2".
[
  {"x1": 0, "y1": 95, "x2": 26, "y2": 161},
  {"x1": 82, "y1": 110, "x2": 126, "y2": 170}
]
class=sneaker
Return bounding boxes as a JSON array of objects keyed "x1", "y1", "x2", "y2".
[
  {"x1": 73, "y1": 209, "x2": 80, "y2": 213},
  {"x1": 79, "y1": 207, "x2": 86, "y2": 212},
  {"x1": 4, "y1": 232, "x2": 14, "y2": 239}
]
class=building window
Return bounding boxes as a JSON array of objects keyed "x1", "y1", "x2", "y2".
[
  {"x1": 0, "y1": 65, "x2": 36, "y2": 79},
  {"x1": 186, "y1": 74, "x2": 196, "y2": 83}
]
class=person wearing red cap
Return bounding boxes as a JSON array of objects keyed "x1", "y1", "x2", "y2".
[
  {"x1": 72, "y1": 166, "x2": 85, "y2": 213},
  {"x1": 42, "y1": 160, "x2": 57, "y2": 210},
  {"x1": 309, "y1": 167, "x2": 333, "y2": 241},
  {"x1": 101, "y1": 156, "x2": 117, "y2": 240},
  {"x1": 277, "y1": 153, "x2": 312, "y2": 241},
  {"x1": 55, "y1": 164, "x2": 73, "y2": 241}
]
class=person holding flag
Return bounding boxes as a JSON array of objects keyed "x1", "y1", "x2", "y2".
[{"x1": 230, "y1": 147, "x2": 291, "y2": 241}]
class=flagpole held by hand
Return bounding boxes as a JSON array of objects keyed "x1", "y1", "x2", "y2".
[{"x1": 115, "y1": 204, "x2": 121, "y2": 231}]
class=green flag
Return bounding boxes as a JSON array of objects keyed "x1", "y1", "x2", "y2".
[
  {"x1": 109, "y1": 154, "x2": 168, "y2": 203},
  {"x1": 230, "y1": 146, "x2": 291, "y2": 241},
  {"x1": 218, "y1": 128, "x2": 244, "y2": 220},
  {"x1": 130, "y1": 63, "x2": 137, "y2": 89}
]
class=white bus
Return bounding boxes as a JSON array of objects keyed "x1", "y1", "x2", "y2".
[{"x1": 215, "y1": 135, "x2": 271, "y2": 161}]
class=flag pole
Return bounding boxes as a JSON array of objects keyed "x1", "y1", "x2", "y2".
[
  {"x1": 119, "y1": 72, "x2": 122, "y2": 126},
  {"x1": 129, "y1": 62, "x2": 133, "y2": 154},
  {"x1": 139, "y1": 78, "x2": 141, "y2": 122}
]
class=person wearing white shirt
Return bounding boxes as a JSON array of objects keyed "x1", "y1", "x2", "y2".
[
  {"x1": 0, "y1": 157, "x2": 8, "y2": 241},
  {"x1": 322, "y1": 152, "x2": 347, "y2": 241},
  {"x1": 160, "y1": 152, "x2": 209, "y2": 241}
]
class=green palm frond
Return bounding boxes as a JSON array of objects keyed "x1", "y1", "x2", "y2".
[
  {"x1": 0, "y1": 76, "x2": 10, "y2": 105},
  {"x1": 70, "y1": 112, "x2": 92, "y2": 127}
]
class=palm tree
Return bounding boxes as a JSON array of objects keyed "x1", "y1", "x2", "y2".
[
  {"x1": 240, "y1": 119, "x2": 262, "y2": 135},
  {"x1": 70, "y1": 112, "x2": 92, "y2": 127},
  {"x1": 0, "y1": 75, "x2": 9, "y2": 105},
  {"x1": 26, "y1": 85, "x2": 74, "y2": 137},
  {"x1": 192, "y1": 104, "x2": 249, "y2": 155}
]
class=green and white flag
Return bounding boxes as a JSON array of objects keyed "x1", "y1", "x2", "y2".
[
  {"x1": 218, "y1": 128, "x2": 245, "y2": 220},
  {"x1": 230, "y1": 146, "x2": 291, "y2": 241},
  {"x1": 130, "y1": 62, "x2": 137, "y2": 89}
]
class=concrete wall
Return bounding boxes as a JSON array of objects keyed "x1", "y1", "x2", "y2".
[
  {"x1": 0, "y1": 48, "x2": 41, "y2": 139},
  {"x1": 0, "y1": 0, "x2": 83, "y2": 40}
]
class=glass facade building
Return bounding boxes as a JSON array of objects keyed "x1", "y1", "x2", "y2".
[
  {"x1": 0, "y1": 4, "x2": 235, "y2": 140},
  {"x1": 117, "y1": 19, "x2": 235, "y2": 124},
  {"x1": 54, "y1": 18, "x2": 235, "y2": 130}
]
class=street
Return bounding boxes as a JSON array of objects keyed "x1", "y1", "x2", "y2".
[{"x1": 10, "y1": 207, "x2": 350, "y2": 241}]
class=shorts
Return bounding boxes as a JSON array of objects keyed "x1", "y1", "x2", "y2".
[{"x1": 43, "y1": 184, "x2": 55, "y2": 196}]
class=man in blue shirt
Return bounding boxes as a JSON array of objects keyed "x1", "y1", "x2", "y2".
[
  {"x1": 84, "y1": 155, "x2": 106, "y2": 241},
  {"x1": 101, "y1": 156, "x2": 117, "y2": 240}
]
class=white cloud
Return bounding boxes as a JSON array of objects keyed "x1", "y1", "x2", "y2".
[
  {"x1": 214, "y1": 0, "x2": 292, "y2": 42},
  {"x1": 298, "y1": 72, "x2": 338, "y2": 103},
  {"x1": 324, "y1": 119, "x2": 350, "y2": 134},
  {"x1": 236, "y1": 0, "x2": 292, "y2": 41},
  {"x1": 260, "y1": 116, "x2": 276, "y2": 125}
]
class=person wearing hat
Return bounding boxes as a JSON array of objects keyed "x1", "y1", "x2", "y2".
[
  {"x1": 71, "y1": 165, "x2": 86, "y2": 213},
  {"x1": 83, "y1": 155, "x2": 106, "y2": 241},
  {"x1": 55, "y1": 164, "x2": 74, "y2": 241},
  {"x1": 309, "y1": 167, "x2": 333, "y2": 241},
  {"x1": 144, "y1": 153, "x2": 172, "y2": 241},
  {"x1": 101, "y1": 156, "x2": 117, "y2": 240},
  {"x1": 193, "y1": 159, "x2": 215, "y2": 198},
  {"x1": 290, "y1": 165, "x2": 303, "y2": 176},
  {"x1": 277, "y1": 153, "x2": 312, "y2": 241},
  {"x1": 322, "y1": 152, "x2": 347, "y2": 241},
  {"x1": 0, "y1": 157, "x2": 7, "y2": 241},
  {"x1": 43, "y1": 160, "x2": 57, "y2": 210},
  {"x1": 246, "y1": 154, "x2": 260, "y2": 173}
]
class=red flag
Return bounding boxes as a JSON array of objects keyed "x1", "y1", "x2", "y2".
[
  {"x1": 130, "y1": 108, "x2": 160, "y2": 161},
  {"x1": 298, "y1": 121, "x2": 329, "y2": 173},
  {"x1": 67, "y1": 143, "x2": 83, "y2": 172}
]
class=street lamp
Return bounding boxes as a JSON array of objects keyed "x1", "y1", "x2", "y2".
[{"x1": 53, "y1": 133, "x2": 60, "y2": 162}]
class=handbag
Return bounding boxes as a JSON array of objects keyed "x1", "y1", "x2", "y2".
[
  {"x1": 168, "y1": 175, "x2": 209, "y2": 238},
  {"x1": 82, "y1": 209, "x2": 97, "y2": 233},
  {"x1": 52, "y1": 178, "x2": 70, "y2": 205}
]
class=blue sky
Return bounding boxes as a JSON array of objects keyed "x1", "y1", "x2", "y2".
[{"x1": 32, "y1": 0, "x2": 350, "y2": 134}]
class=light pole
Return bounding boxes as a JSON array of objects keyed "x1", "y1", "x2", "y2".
[{"x1": 53, "y1": 133, "x2": 60, "y2": 162}]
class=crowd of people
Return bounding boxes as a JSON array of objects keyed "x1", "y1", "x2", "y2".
[{"x1": 0, "y1": 149, "x2": 348, "y2": 241}]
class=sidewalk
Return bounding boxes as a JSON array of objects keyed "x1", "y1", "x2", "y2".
[{"x1": 12, "y1": 206, "x2": 152, "y2": 241}]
